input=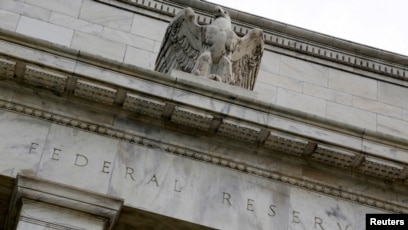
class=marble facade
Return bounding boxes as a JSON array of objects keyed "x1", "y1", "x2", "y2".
[{"x1": 0, "y1": 0, "x2": 408, "y2": 229}]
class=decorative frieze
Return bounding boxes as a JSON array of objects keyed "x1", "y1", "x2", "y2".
[
  {"x1": 264, "y1": 130, "x2": 308, "y2": 155},
  {"x1": 311, "y1": 144, "x2": 356, "y2": 168},
  {"x1": 24, "y1": 65, "x2": 68, "y2": 92},
  {"x1": 123, "y1": 93, "x2": 166, "y2": 117},
  {"x1": 218, "y1": 118, "x2": 261, "y2": 143},
  {"x1": 74, "y1": 79, "x2": 117, "y2": 104},
  {"x1": 0, "y1": 57, "x2": 16, "y2": 79},
  {"x1": 171, "y1": 106, "x2": 214, "y2": 130},
  {"x1": 358, "y1": 156, "x2": 404, "y2": 180},
  {"x1": 0, "y1": 99, "x2": 407, "y2": 214}
]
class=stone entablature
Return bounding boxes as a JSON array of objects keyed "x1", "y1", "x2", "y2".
[
  {"x1": 114, "y1": 0, "x2": 408, "y2": 83},
  {"x1": 1, "y1": 28, "x2": 408, "y2": 212},
  {"x1": 2, "y1": 0, "x2": 408, "y2": 139}
]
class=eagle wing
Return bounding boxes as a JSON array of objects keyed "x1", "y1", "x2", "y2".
[
  {"x1": 155, "y1": 8, "x2": 203, "y2": 74},
  {"x1": 231, "y1": 28, "x2": 264, "y2": 90}
]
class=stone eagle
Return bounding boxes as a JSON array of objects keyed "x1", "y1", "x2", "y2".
[{"x1": 155, "y1": 6, "x2": 264, "y2": 90}]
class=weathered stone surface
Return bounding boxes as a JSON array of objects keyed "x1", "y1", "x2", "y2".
[
  {"x1": 353, "y1": 96, "x2": 402, "y2": 119},
  {"x1": 0, "y1": 8, "x2": 19, "y2": 31},
  {"x1": 79, "y1": 0, "x2": 133, "y2": 32},
  {"x1": 37, "y1": 124, "x2": 119, "y2": 192},
  {"x1": 328, "y1": 68, "x2": 378, "y2": 99},
  {"x1": 50, "y1": 12, "x2": 103, "y2": 36},
  {"x1": 124, "y1": 46, "x2": 155, "y2": 69},
  {"x1": 71, "y1": 31, "x2": 126, "y2": 62},
  {"x1": 0, "y1": 112, "x2": 50, "y2": 177},
  {"x1": 326, "y1": 102, "x2": 377, "y2": 131},
  {"x1": 277, "y1": 88, "x2": 327, "y2": 117},
  {"x1": 257, "y1": 70, "x2": 303, "y2": 93},
  {"x1": 279, "y1": 55, "x2": 329, "y2": 87},
  {"x1": 303, "y1": 83, "x2": 352, "y2": 106},
  {"x1": 252, "y1": 81, "x2": 278, "y2": 103},
  {"x1": 131, "y1": 13, "x2": 168, "y2": 41},
  {"x1": 16, "y1": 16, "x2": 74, "y2": 47},
  {"x1": 377, "y1": 115, "x2": 408, "y2": 137},
  {"x1": 0, "y1": 0, "x2": 51, "y2": 21},
  {"x1": 25, "y1": 0, "x2": 82, "y2": 18},
  {"x1": 0, "y1": 40, "x2": 77, "y2": 72},
  {"x1": 102, "y1": 27, "x2": 155, "y2": 51},
  {"x1": 378, "y1": 81, "x2": 408, "y2": 108},
  {"x1": 260, "y1": 51, "x2": 280, "y2": 74}
]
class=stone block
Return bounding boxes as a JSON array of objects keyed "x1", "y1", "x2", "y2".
[
  {"x1": 0, "y1": 40, "x2": 77, "y2": 72},
  {"x1": 172, "y1": 88, "x2": 229, "y2": 113},
  {"x1": 25, "y1": 0, "x2": 82, "y2": 17},
  {"x1": 362, "y1": 140, "x2": 408, "y2": 163},
  {"x1": 257, "y1": 70, "x2": 303, "y2": 92},
  {"x1": 277, "y1": 88, "x2": 327, "y2": 117},
  {"x1": 328, "y1": 68, "x2": 377, "y2": 99},
  {"x1": 404, "y1": 109, "x2": 408, "y2": 121},
  {"x1": 378, "y1": 81, "x2": 408, "y2": 109},
  {"x1": 131, "y1": 13, "x2": 168, "y2": 41},
  {"x1": 16, "y1": 16, "x2": 74, "y2": 47},
  {"x1": 153, "y1": 41, "x2": 162, "y2": 53},
  {"x1": 37, "y1": 124, "x2": 119, "y2": 192},
  {"x1": 0, "y1": 111, "x2": 50, "y2": 177},
  {"x1": 74, "y1": 62, "x2": 174, "y2": 99},
  {"x1": 227, "y1": 104, "x2": 269, "y2": 125},
  {"x1": 124, "y1": 46, "x2": 155, "y2": 69},
  {"x1": 353, "y1": 96, "x2": 402, "y2": 119},
  {"x1": 279, "y1": 55, "x2": 329, "y2": 87},
  {"x1": 377, "y1": 115, "x2": 408, "y2": 137},
  {"x1": 50, "y1": 12, "x2": 103, "y2": 36},
  {"x1": 79, "y1": 0, "x2": 133, "y2": 32},
  {"x1": 102, "y1": 27, "x2": 155, "y2": 51},
  {"x1": 260, "y1": 51, "x2": 280, "y2": 74},
  {"x1": 326, "y1": 102, "x2": 377, "y2": 131},
  {"x1": 303, "y1": 83, "x2": 352, "y2": 106},
  {"x1": 0, "y1": 0, "x2": 51, "y2": 21},
  {"x1": 253, "y1": 81, "x2": 278, "y2": 104},
  {"x1": 0, "y1": 8, "x2": 19, "y2": 31},
  {"x1": 266, "y1": 116, "x2": 362, "y2": 150},
  {"x1": 71, "y1": 31, "x2": 126, "y2": 62}
]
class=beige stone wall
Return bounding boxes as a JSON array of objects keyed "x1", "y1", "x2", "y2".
[
  {"x1": 1, "y1": 0, "x2": 408, "y2": 138},
  {"x1": 256, "y1": 53, "x2": 408, "y2": 137}
]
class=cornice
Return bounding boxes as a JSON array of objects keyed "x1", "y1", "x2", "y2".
[
  {"x1": 1, "y1": 31, "x2": 408, "y2": 212},
  {"x1": 109, "y1": 0, "x2": 408, "y2": 84},
  {"x1": 0, "y1": 99, "x2": 407, "y2": 214},
  {"x1": 1, "y1": 29, "x2": 407, "y2": 149}
]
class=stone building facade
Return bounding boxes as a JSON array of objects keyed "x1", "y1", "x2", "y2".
[{"x1": 0, "y1": 0, "x2": 407, "y2": 229}]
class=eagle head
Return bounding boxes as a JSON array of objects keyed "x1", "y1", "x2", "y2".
[{"x1": 213, "y1": 6, "x2": 230, "y2": 19}]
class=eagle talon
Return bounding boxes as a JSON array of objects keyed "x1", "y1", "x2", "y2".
[{"x1": 208, "y1": 74, "x2": 222, "y2": 81}]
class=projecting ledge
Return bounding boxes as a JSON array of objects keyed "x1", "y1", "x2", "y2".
[{"x1": 5, "y1": 174, "x2": 123, "y2": 230}]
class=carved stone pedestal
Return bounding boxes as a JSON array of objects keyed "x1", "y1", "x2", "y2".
[{"x1": 6, "y1": 175, "x2": 123, "y2": 230}]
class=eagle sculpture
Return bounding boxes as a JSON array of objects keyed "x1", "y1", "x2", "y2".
[{"x1": 155, "y1": 6, "x2": 264, "y2": 90}]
